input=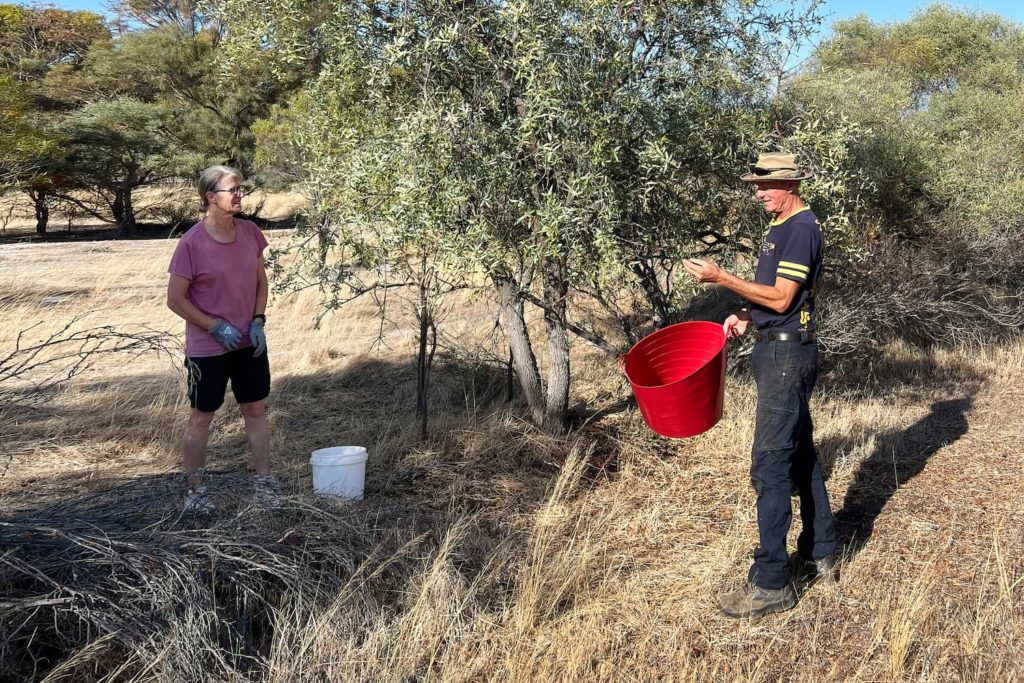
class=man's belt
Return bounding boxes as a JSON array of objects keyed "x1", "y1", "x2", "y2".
[{"x1": 754, "y1": 329, "x2": 816, "y2": 342}]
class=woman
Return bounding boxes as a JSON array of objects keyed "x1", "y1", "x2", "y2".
[{"x1": 167, "y1": 165, "x2": 279, "y2": 512}]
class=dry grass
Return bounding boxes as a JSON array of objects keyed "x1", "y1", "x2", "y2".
[{"x1": 1, "y1": 228, "x2": 1022, "y2": 682}]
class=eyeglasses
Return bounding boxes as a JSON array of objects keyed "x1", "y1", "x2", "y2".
[{"x1": 212, "y1": 185, "x2": 246, "y2": 196}]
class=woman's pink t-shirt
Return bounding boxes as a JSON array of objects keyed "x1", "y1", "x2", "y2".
[{"x1": 168, "y1": 218, "x2": 269, "y2": 357}]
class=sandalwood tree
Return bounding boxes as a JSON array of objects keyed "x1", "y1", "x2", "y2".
[{"x1": 214, "y1": 0, "x2": 812, "y2": 433}]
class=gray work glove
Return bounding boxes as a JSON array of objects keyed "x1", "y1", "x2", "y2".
[
  {"x1": 249, "y1": 318, "x2": 267, "y2": 357},
  {"x1": 210, "y1": 319, "x2": 242, "y2": 351}
]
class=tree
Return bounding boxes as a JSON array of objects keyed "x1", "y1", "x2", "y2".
[
  {"x1": 801, "y1": 5, "x2": 1024, "y2": 237},
  {"x1": 215, "y1": 0, "x2": 810, "y2": 434},
  {"x1": 3, "y1": 1, "x2": 299, "y2": 236},
  {"x1": 779, "y1": 5, "x2": 1024, "y2": 353},
  {"x1": 0, "y1": 4, "x2": 106, "y2": 83},
  {"x1": 55, "y1": 98, "x2": 206, "y2": 234},
  {"x1": 70, "y1": 3, "x2": 306, "y2": 177},
  {"x1": 0, "y1": 75, "x2": 48, "y2": 188},
  {"x1": 1, "y1": 4, "x2": 107, "y2": 233},
  {"x1": 110, "y1": 0, "x2": 212, "y2": 35},
  {"x1": 0, "y1": 75, "x2": 71, "y2": 234}
]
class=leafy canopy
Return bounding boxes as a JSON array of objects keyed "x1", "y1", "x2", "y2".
[{"x1": 215, "y1": 0, "x2": 802, "y2": 300}]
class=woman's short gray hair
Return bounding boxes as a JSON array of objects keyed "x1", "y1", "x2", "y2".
[{"x1": 197, "y1": 165, "x2": 243, "y2": 208}]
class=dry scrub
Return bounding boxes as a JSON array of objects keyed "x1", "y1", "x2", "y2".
[{"x1": 1, "y1": 235, "x2": 1022, "y2": 682}]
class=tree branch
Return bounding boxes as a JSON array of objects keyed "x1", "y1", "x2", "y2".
[{"x1": 519, "y1": 290, "x2": 616, "y2": 355}]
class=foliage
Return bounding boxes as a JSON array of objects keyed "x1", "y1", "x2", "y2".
[
  {"x1": 806, "y1": 4, "x2": 1024, "y2": 232},
  {"x1": 40, "y1": 21, "x2": 299, "y2": 175},
  {"x1": 111, "y1": 0, "x2": 214, "y2": 34},
  {"x1": 55, "y1": 98, "x2": 207, "y2": 233},
  {"x1": 816, "y1": 6, "x2": 1024, "y2": 100},
  {"x1": 1, "y1": 2, "x2": 299, "y2": 233},
  {"x1": 0, "y1": 4, "x2": 106, "y2": 82},
  {"x1": 788, "y1": 4, "x2": 1024, "y2": 355},
  {"x1": 0, "y1": 74, "x2": 52, "y2": 185},
  {"x1": 0, "y1": 4, "x2": 105, "y2": 228},
  {"x1": 249, "y1": 91, "x2": 313, "y2": 190},
  {"x1": 214, "y1": 0, "x2": 813, "y2": 432}
]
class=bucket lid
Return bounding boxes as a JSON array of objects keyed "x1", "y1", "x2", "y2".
[{"x1": 310, "y1": 446, "x2": 368, "y2": 466}]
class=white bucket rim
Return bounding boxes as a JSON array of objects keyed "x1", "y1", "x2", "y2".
[{"x1": 310, "y1": 446, "x2": 368, "y2": 466}]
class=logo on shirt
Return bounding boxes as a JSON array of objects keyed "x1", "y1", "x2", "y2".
[{"x1": 760, "y1": 238, "x2": 775, "y2": 256}]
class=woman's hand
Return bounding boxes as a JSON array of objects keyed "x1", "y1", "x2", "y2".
[
  {"x1": 249, "y1": 318, "x2": 267, "y2": 357},
  {"x1": 210, "y1": 320, "x2": 242, "y2": 350}
]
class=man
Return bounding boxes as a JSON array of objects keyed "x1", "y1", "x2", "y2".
[{"x1": 683, "y1": 152, "x2": 837, "y2": 618}]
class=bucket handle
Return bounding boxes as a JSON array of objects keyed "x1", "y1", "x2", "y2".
[{"x1": 617, "y1": 354, "x2": 626, "y2": 376}]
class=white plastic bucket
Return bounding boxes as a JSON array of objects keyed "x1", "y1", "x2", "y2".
[{"x1": 310, "y1": 446, "x2": 368, "y2": 499}]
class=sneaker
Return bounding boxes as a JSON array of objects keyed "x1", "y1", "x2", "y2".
[
  {"x1": 718, "y1": 582, "x2": 798, "y2": 619},
  {"x1": 793, "y1": 553, "x2": 838, "y2": 586},
  {"x1": 253, "y1": 475, "x2": 282, "y2": 507},
  {"x1": 183, "y1": 485, "x2": 215, "y2": 514}
]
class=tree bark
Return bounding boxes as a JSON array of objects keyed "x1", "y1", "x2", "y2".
[
  {"x1": 112, "y1": 191, "x2": 124, "y2": 224},
  {"x1": 506, "y1": 348, "x2": 515, "y2": 403},
  {"x1": 496, "y1": 275, "x2": 544, "y2": 426},
  {"x1": 541, "y1": 255, "x2": 570, "y2": 435},
  {"x1": 630, "y1": 259, "x2": 672, "y2": 328},
  {"x1": 113, "y1": 187, "x2": 137, "y2": 235},
  {"x1": 29, "y1": 188, "x2": 49, "y2": 235},
  {"x1": 415, "y1": 266, "x2": 436, "y2": 441}
]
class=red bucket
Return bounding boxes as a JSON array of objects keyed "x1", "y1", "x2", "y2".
[{"x1": 621, "y1": 321, "x2": 727, "y2": 438}]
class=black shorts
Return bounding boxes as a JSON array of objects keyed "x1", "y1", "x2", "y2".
[{"x1": 185, "y1": 349, "x2": 271, "y2": 412}]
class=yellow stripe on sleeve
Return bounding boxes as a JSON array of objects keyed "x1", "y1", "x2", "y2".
[
  {"x1": 777, "y1": 268, "x2": 807, "y2": 280},
  {"x1": 778, "y1": 261, "x2": 809, "y2": 274}
]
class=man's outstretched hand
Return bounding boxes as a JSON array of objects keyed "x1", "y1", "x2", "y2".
[{"x1": 683, "y1": 258, "x2": 723, "y2": 284}]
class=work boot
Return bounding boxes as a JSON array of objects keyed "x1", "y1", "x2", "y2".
[
  {"x1": 793, "y1": 552, "x2": 838, "y2": 586},
  {"x1": 718, "y1": 582, "x2": 798, "y2": 619},
  {"x1": 811, "y1": 554, "x2": 838, "y2": 585},
  {"x1": 182, "y1": 485, "x2": 215, "y2": 515},
  {"x1": 253, "y1": 474, "x2": 282, "y2": 508}
]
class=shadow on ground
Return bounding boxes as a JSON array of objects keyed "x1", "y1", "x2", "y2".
[
  {"x1": 829, "y1": 397, "x2": 974, "y2": 559},
  {"x1": 0, "y1": 333, "x2": 996, "y2": 678},
  {"x1": 812, "y1": 352, "x2": 985, "y2": 573}
]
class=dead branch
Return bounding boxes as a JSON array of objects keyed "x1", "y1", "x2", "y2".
[
  {"x1": 0, "y1": 316, "x2": 182, "y2": 407},
  {"x1": 0, "y1": 474, "x2": 440, "y2": 682}
]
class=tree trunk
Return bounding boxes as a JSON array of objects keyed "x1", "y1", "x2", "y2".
[
  {"x1": 541, "y1": 255, "x2": 570, "y2": 435},
  {"x1": 114, "y1": 187, "x2": 137, "y2": 236},
  {"x1": 112, "y1": 191, "x2": 124, "y2": 224},
  {"x1": 630, "y1": 259, "x2": 672, "y2": 328},
  {"x1": 506, "y1": 348, "x2": 515, "y2": 403},
  {"x1": 415, "y1": 267, "x2": 437, "y2": 441},
  {"x1": 496, "y1": 275, "x2": 544, "y2": 425},
  {"x1": 29, "y1": 189, "x2": 49, "y2": 235}
]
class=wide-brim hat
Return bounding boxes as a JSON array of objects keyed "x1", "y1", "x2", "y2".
[{"x1": 740, "y1": 152, "x2": 812, "y2": 182}]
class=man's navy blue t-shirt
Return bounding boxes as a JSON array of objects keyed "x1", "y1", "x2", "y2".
[{"x1": 750, "y1": 206, "x2": 822, "y2": 333}]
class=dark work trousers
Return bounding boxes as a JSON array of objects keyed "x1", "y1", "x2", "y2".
[{"x1": 747, "y1": 338, "x2": 837, "y2": 590}]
